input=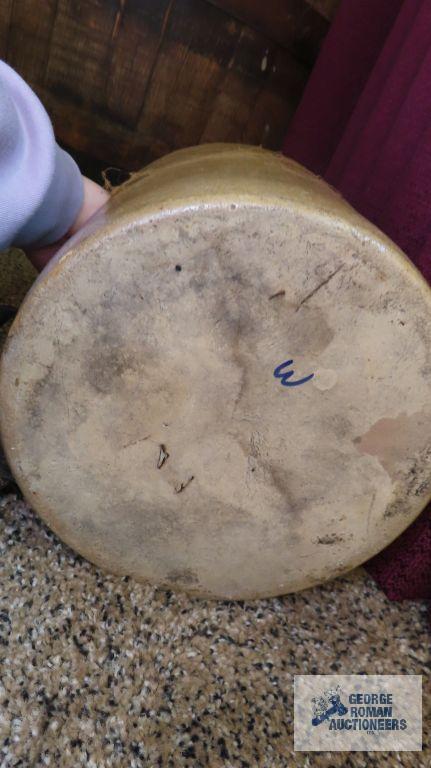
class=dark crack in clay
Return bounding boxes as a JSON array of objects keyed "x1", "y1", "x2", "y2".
[
  {"x1": 316, "y1": 534, "x2": 345, "y2": 545},
  {"x1": 157, "y1": 445, "x2": 169, "y2": 469},
  {"x1": 174, "y1": 476, "x2": 194, "y2": 494}
]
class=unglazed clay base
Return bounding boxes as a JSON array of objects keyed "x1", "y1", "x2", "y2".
[{"x1": 1, "y1": 144, "x2": 430, "y2": 599}]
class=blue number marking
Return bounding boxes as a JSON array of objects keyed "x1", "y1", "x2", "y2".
[{"x1": 273, "y1": 360, "x2": 314, "y2": 388}]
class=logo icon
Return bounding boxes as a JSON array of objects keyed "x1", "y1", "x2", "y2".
[
  {"x1": 311, "y1": 686, "x2": 348, "y2": 727},
  {"x1": 294, "y1": 675, "x2": 422, "y2": 751}
]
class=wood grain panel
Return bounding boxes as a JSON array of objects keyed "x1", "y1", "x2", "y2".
[
  {"x1": 45, "y1": 0, "x2": 119, "y2": 110},
  {"x1": 133, "y1": 0, "x2": 242, "y2": 162},
  {"x1": 201, "y1": 26, "x2": 307, "y2": 147},
  {"x1": 6, "y1": 0, "x2": 58, "y2": 85},
  {"x1": 0, "y1": 0, "x2": 13, "y2": 58},
  {"x1": 204, "y1": 0, "x2": 329, "y2": 64},
  {"x1": 0, "y1": 0, "x2": 333, "y2": 172},
  {"x1": 37, "y1": 84, "x2": 136, "y2": 168},
  {"x1": 200, "y1": 26, "x2": 263, "y2": 145},
  {"x1": 105, "y1": 0, "x2": 172, "y2": 126},
  {"x1": 242, "y1": 44, "x2": 307, "y2": 148},
  {"x1": 44, "y1": 0, "x2": 177, "y2": 128}
]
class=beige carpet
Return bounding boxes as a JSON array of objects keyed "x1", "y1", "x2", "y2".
[
  {"x1": 0, "y1": 251, "x2": 429, "y2": 766},
  {"x1": 0, "y1": 492, "x2": 429, "y2": 767}
]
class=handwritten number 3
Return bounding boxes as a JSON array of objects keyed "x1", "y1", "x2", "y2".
[{"x1": 273, "y1": 360, "x2": 314, "y2": 388}]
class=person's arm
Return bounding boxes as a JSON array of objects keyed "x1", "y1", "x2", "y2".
[{"x1": 0, "y1": 60, "x2": 108, "y2": 269}]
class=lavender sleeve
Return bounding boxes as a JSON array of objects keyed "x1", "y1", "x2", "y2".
[{"x1": 0, "y1": 61, "x2": 83, "y2": 250}]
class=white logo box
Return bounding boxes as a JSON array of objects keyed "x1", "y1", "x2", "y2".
[{"x1": 294, "y1": 675, "x2": 422, "y2": 752}]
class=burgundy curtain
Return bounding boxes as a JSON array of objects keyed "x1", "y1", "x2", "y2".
[{"x1": 283, "y1": 0, "x2": 431, "y2": 601}]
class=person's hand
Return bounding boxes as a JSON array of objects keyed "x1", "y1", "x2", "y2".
[{"x1": 28, "y1": 176, "x2": 109, "y2": 272}]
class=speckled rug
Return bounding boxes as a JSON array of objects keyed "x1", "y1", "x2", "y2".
[
  {"x1": 0, "y1": 492, "x2": 429, "y2": 768},
  {"x1": 0, "y1": 251, "x2": 430, "y2": 766}
]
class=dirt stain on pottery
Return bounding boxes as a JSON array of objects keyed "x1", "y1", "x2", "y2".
[
  {"x1": 315, "y1": 533, "x2": 345, "y2": 545},
  {"x1": 166, "y1": 568, "x2": 199, "y2": 585},
  {"x1": 284, "y1": 306, "x2": 335, "y2": 357},
  {"x1": 354, "y1": 411, "x2": 431, "y2": 518},
  {"x1": 85, "y1": 338, "x2": 137, "y2": 395},
  {"x1": 353, "y1": 411, "x2": 430, "y2": 478}
]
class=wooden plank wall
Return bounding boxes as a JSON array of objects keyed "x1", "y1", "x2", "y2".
[{"x1": 0, "y1": 0, "x2": 340, "y2": 172}]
